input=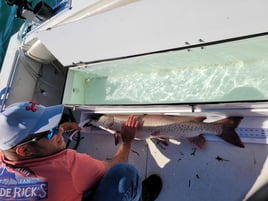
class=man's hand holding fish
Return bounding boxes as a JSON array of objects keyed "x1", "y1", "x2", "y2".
[{"x1": 121, "y1": 115, "x2": 139, "y2": 143}]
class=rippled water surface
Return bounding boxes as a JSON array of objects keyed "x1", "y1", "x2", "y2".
[{"x1": 64, "y1": 36, "x2": 268, "y2": 105}]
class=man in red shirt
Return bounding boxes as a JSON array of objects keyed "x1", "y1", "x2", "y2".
[{"x1": 0, "y1": 101, "x2": 162, "y2": 201}]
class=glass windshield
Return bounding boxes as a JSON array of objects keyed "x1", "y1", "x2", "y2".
[{"x1": 63, "y1": 35, "x2": 268, "y2": 105}]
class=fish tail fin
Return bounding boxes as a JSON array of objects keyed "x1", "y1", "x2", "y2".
[{"x1": 218, "y1": 117, "x2": 244, "y2": 148}]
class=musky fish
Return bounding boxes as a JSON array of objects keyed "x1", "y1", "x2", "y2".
[{"x1": 91, "y1": 115, "x2": 244, "y2": 148}]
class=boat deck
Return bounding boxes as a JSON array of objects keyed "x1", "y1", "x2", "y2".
[{"x1": 66, "y1": 112, "x2": 268, "y2": 201}]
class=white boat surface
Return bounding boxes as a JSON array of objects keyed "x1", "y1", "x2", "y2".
[{"x1": 1, "y1": 0, "x2": 268, "y2": 200}]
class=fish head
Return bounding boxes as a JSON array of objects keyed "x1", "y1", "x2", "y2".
[{"x1": 98, "y1": 115, "x2": 114, "y2": 128}]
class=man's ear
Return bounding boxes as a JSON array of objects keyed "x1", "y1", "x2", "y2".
[{"x1": 15, "y1": 145, "x2": 33, "y2": 157}]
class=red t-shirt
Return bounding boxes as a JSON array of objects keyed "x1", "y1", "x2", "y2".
[{"x1": 0, "y1": 149, "x2": 105, "y2": 200}]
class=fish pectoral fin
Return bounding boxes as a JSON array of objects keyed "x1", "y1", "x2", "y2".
[
  {"x1": 136, "y1": 115, "x2": 144, "y2": 127},
  {"x1": 114, "y1": 132, "x2": 120, "y2": 146},
  {"x1": 151, "y1": 130, "x2": 161, "y2": 136},
  {"x1": 156, "y1": 137, "x2": 169, "y2": 146},
  {"x1": 187, "y1": 135, "x2": 206, "y2": 149},
  {"x1": 150, "y1": 130, "x2": 169, "y2": 146}
]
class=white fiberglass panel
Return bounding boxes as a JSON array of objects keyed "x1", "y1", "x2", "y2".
[{"x1": 37, "y1": 0, "x2": 268, "y2": 66}]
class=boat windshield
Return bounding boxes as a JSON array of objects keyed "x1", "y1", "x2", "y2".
[{"x1": 63, "y1": 34, "x2": 268, "y2": 105}]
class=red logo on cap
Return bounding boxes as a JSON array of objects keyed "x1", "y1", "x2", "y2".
[{"x1": 26, "y1": 101, "x2": 40, "y2": 112}]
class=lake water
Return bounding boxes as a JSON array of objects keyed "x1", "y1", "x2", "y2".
[{"x1": 0, "y1": 1, "x2": 23, "y2": 70}]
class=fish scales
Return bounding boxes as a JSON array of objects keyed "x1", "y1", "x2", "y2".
[{"x1": 137, "y1": 121, "x2": 223, "y2": 139}]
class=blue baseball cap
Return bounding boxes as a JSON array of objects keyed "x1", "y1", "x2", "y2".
[{"x1": 0, "y1": 101, "x2": 64, "y2": 150}]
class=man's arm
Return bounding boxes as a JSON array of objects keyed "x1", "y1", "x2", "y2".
[{"x1": 103, "y1": 115, "x2": 138, "y2": 171}]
